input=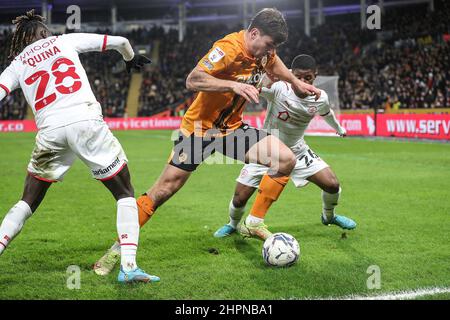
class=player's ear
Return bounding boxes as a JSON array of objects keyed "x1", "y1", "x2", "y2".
[
  {"x1": 40, "y1": 28, "x2": 49, "y2": 39},
  {"x1": 249, "y1": 28, "x2": 259, "y2": 40}
]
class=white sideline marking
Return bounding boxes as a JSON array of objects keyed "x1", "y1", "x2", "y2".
[{"x1": 320, "y1": 287, "x2": 450, "y2": 300}]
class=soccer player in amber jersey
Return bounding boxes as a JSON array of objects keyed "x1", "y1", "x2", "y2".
[
  {"x1": 94, "y1": 8, "x2": 322, "y2": 276},
  {"x1": 0, "y1": 10, "x2": 157, "y2": 283}
]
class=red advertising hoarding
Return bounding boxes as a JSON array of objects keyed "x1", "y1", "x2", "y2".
[
  {"x1": 0, "y1": 117, "x2": 183, "y2": 132},
  {"x1": 1, "y1": 113, "x2": 449, "y2": 140},
  {"x1": 104, "y1": 117, "x2": 182, "y2": 130},
  {"x1": 0, "y1": 120, "x2": 37, "y2": 132},
  {"x1": 376, "y1": 114, "x2": 450, "y2": 140},
  {"x1": 243, "y1": 114, "x2": 376, "y2": 136},
  {"x1": 305, "y1": 114, "x2": 375, "y2": 136}
]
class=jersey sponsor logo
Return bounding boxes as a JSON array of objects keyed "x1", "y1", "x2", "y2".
[
  {"x1": 308, "y1": 106, "x2": 318, "y2": 114},
  {"x1": 16, "y1": 37, "x2": 58, "y2": 62},
  {"x1": 236, "y1": 71, "x2": 265, "y2": 86},
  {"x1": 277, "y1": 111, "x2": 290, "y2": 121},
  {"x1": 208, "y1": 47, "x2": 225, "y2": 63},
  {"x1": 92, "y1": 157, "x2": 120, "y2": 176},
  {"x1": 22, "y1": 46, "x2": 62, "y2": 67},
  {"x1": 261, "y1": 55, "x2": 268, "y2": 67}
]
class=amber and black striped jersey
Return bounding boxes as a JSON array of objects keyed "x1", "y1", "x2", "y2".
[{"x1": 181, "y1": 30, "x2": 276, "y2": 137}]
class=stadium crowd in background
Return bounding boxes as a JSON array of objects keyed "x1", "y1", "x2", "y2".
[
  {"x1": 278, "y1": 3, "x2": 450, "y2": 111},
  {"x1": 80, "y1": 50, "x2": 131, "y2": 118},
  {"x1": 138, "y1": 25, "x2": 228, "y2": 116},
  {"x1": 0, "y1": 30, "x2": 27, "y2": 120}
]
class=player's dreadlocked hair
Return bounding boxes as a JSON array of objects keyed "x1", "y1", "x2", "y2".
[{"x1": 8, "y1": 9, "x2": 48, "y2": 59}]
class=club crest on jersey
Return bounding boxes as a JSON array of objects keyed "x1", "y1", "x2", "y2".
[
  {"x1": 208, "y1": 47, "x2": 225, "y2": 63},
  {"x1": 308, "y1": 106, "x2": 318, "y2": 114},
  {"x1": 277, "y1": 111, "x2": 290, "y2": 121},
  {"x1": 178, "y1": 152, "x2": 188, "y2": 163},
  {"x1": 261, "y1": 55, "x2": 268, "y2": 67}
]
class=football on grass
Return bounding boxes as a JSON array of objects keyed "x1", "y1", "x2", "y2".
[{"x1": 262, "y1": 232, "x2": 300, "y2": 267}]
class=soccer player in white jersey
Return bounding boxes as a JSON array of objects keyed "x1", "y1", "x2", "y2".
[
  {"x1": 214, "y1": 54, "x2": 356, "y2": 239},
  {"x1": 0, "y1": 10, "x2": 158, "y2": 283}
]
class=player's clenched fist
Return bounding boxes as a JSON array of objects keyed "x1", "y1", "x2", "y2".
[
  {"x1": 232, "y1": 82, "x2": 260, "y2": 104},
  {"x1": 125, "y1": 54, "x2": 152, "y2": 73}
]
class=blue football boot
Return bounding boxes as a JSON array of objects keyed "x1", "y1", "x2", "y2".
[
  {"x1": 214, "y1": 224, "x2": 236, "y2": 238},
  {"x1": 118, "y1": 267, "x2": 160, "y2": 284},
  {"x1": 322, "y1": 214, "x2": 357, "y2": 230}
]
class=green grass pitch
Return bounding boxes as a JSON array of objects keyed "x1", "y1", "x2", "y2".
[{"x1": 0, "y1": 130, "x2": 449, "y2": 299}]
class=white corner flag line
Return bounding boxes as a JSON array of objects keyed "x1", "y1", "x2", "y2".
[{"x1": 322, "y1": 287, "x2": 450, "y2": 300}]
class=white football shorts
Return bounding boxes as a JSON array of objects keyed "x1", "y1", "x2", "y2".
[
  {"x1": 236, "y1": 145, "x2": 329, "y2": 188},
  {"x1": 27, "y1": 119, "x2": 128, "y2": 182}
]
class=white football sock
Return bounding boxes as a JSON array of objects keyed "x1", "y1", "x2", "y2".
[
  {"x1": 246, "y1": 214, "x2": 264, "y2": 226},
  {"x1": 228, "y1": 199, "x2": 246, "y2": 228},
  {"x1": 322, "y1": 188, "x2": 341, "y2": 222},
  {"x1": 117, "y1": 197, "x2": 139, "y2": 272},
  {"x1": 0, "y1": 201, "x2": 32, "y2": 255}
]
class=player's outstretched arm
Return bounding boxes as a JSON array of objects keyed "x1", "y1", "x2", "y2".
[
  {"x1": 104, "y1": 35, "x2": 135, "y2": 61},
  {"x1": 105, "y1": 36, "x2": 152, "y2": 73},
  {"x1": 265, "y1": 55, "x2": 321, "y2": 101},
  {"x1": 63, "y1": 33, "x2": 151, "y2": 73},
  {"x1": 321, "y1": 109, "x2": 347, "y2": 137},
  {"x1": 63, "y1": 33, "x2": 132, "y2": 59},
  {"x1": 186, "y1": 67, "x2": 259, "y2": 103}
]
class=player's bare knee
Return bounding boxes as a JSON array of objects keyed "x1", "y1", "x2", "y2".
[
  {"x1": 21, "y1": 197, "x2": 39, "y2": 213},
  {"x1": 118, "y1": 186, "x2": 135, "y2": 199},
  {"x1": 278, "y1": 152, "x2": 296, "y2": 175},
  {"x1": 120, "y1": 182, "x2": 135, "y2": 199},
  {"x1": 111, "y1": 185, "x2": 134, "y2": 200},
  {"x1": 324, "y1": 179, "x2": 340, "y2": 194}
]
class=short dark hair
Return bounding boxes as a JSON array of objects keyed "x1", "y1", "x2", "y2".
[
  {"x1": 291, "y1": 54, "x2": 317, "y2": 70},
  {"x1": 248, "y1": 8, "x2": 288, "y2": 45}
]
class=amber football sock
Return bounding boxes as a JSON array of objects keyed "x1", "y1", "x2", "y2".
[
  {"x1": 248, "y1": 174, "x2": 289, "y2": 222},
  {"x1": 137, "y1": 194, "x2": 156, "y2": 227}
]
